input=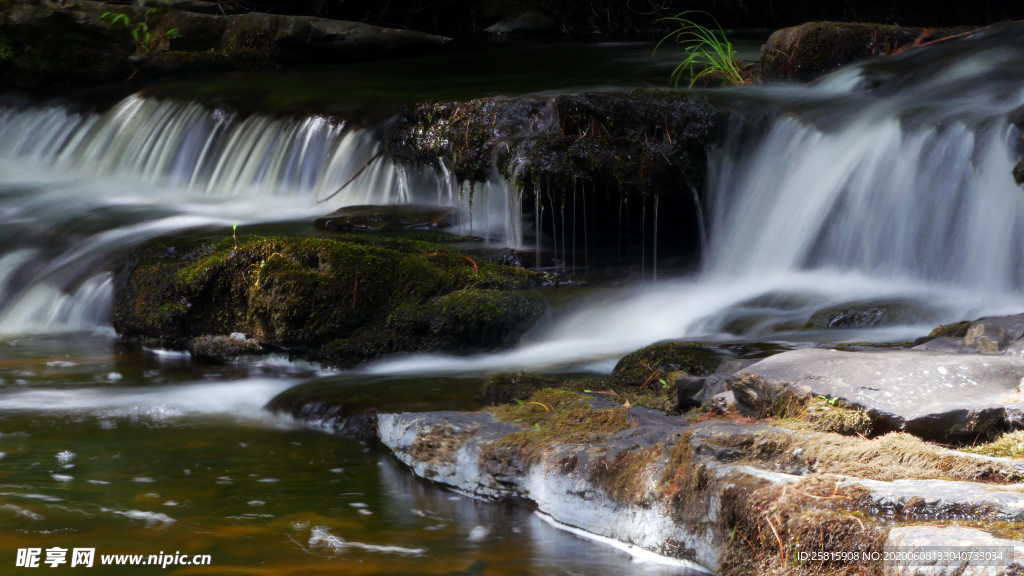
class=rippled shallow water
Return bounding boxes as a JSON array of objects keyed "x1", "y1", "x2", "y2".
[{"x1": 0, "y1": 335, "x2": 698, "y2": 575}]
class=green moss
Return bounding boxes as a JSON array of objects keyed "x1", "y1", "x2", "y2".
[
  {"x1": 929, "y1": 320, "x2": 971, "y2": 339},
  {"x1": 611, "y1": 341, "x2": 725, "y2": 387},
  {"x1": 114, "y1": 231, "x2": 542, "y2": 365}
]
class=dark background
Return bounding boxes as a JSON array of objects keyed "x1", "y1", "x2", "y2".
[{"x1": 235, "y1": 0, "x2": 1024, "y2": 38}]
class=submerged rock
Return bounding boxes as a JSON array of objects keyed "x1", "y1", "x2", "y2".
[
  {"x1": 805, "y1": 298, "x2": 939, "y2": 330},
  {"x1": 733, "y1": 348, "x2": 1024, "y2": 442},
  {"x1": 112, "y1": 232, "x2": 542, "y2": 366},
  {"x1": 761, "y1": 22, "x2": 963, "y2": 82}
]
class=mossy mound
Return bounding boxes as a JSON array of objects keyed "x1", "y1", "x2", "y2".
[
  {"x1": 610, "y1": 341, "x2": 726, "y2": 387},
  {"x1": 113, "y1": 232, "x2": 543, "y2": 366}
]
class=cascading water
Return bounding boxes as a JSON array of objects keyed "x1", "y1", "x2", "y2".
[
  {"x1": 0, "y1": 95, "x2": 522, "y2": 334},
  {"x1": 365, "y1": 23, "x2": 1024, "y2": 374}
]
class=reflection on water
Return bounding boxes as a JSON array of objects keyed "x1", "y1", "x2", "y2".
[{"x1": 0, "y1": 335, "x2": 699, "y2": 575}]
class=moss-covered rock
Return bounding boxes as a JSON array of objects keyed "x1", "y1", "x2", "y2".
[
  {"x1": 761, "y1": 21, "x2": 966, "y2": 82},
  {"x1": 610, "y1": 341, "x2": 727, "y2": 387},
  {"x1": 113, "y1": 232, "x2": 543, "y2": 366}
]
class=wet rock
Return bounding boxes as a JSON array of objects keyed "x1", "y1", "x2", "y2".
[
  {"x1": 314, "y1": 204, "x2": 456, "y2": 233},
  {"x1": 845, "y1": 477, "x2": 1024, "y2": 522},
  {"x1": 610, "y1": 341, "x2": 726, "y2": 387},
  {"x1": 112, "y1": 233, "x2": 542, "y2": 367},
  {"x1": 918, "y1": 313, "x2": 1024, "y2": 355},
  {"x1": 733, "y1": 348, "x2": 1024, "y2": 442},
  {"x1": 805, "y1": 298, "x2": 939, "y2": 330},
  {"x1": 484, "y1": 11, "x2": 557, "y2": 37},
  {"x1": 190, "y1": 334, "x2": 263, "y2": 363},
  {"x1": 1, "y1": 0, "x2": 451, "y2": 89},
  {"x1": 379, "y1": 397, "x2": 1024, "y2": 575},
  {"x1": 885, "y1": 526, "x2": 1024, "y2": 576},
  {"x1": 761, "y1": 22, "x2": 961, "y2": 82},
  {"x1": 265, "y1": 375, "x2": 486, "y2": 439},
  {"x1": 387, "y1": 91, "x2": 722, "y2": 266}
]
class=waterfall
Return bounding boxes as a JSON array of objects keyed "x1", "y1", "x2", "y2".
[
  {"x1": 706, "y1": 23, "x2": 1024, "y2": 291},
  {"x1": 0, "y1": 95, "x2": 522, "y2": 334}
]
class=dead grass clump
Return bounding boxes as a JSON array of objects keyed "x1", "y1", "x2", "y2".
[
  {"x1": 483, "y1": 389, "x2": 635, "y2": 466},
  {"x1": 967, "y1": 431, "x2": 1024, "y2": 459},
  {"x1": 707, "y1": 429, "x2": 1022, "y2": 483},
  {"x1": 590, "y1": 444, "x2": 664, "y2": 506},
  {"x1": 719, "y1": 475, "x2": 884, "y2": 576}
]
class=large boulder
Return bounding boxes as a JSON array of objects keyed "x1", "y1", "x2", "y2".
[
  {"x1": 379, "y1": 391, "x2": 1024, "y2": 576},
  {"x1": 0, "y1": 0, "x2": 451, "y2": 89},
  {"x1": 733, "y1": 348, "x2": 1024, "y2": 442},
  {"x1": 761, "y1": 22, "x2": 963, "y2": 82},
  {"x1": 112, "y1": 232, "x2": 543, "y2": 367}
]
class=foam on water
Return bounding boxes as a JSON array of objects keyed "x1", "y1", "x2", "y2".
[{"x1": 0, "y1": 378, "x2": 296, "y2": 422}]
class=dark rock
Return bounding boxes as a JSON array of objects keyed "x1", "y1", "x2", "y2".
[
  {"x1": 190, "y1": 333, "x2": 263, "y2": 362},
  {"x1": 804, "y1": 298, "x2": 940, "y2": 330},
  {"x1": 733, "y1": 348, "x2": 1024, "y2": 442},
  {"x1": 674, "y1": 374, "x2": 707, "y2": 411},
  {"x1": 917, "y1": 313, "x2": 1024, "y2": 355},
  {"x1": 314, "y1": 204, "x2": 456, "y2": 233},
  {"x1": 484, "y1": 11, "x2": 557, "y2": 37},
  {"x1": 265, "y1": 375, "x2": 486, "y2": 439},
  {"x1": 386, "y1": 90, "x2": 722, "y2": 267},
  {"x1": 112, "y1": 232, "x2": 542, "y2": 367},
  {"x1": 1, "y1": 0, "x2": 451, "y2": 89},
  {"x1": 611, "y1": 341, "x2": 725, "y2": 387},
  {"x1": 761, "y1": 22, "x2": 963, "y2": 82}
]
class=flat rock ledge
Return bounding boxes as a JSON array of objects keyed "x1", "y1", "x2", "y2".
[
  {"x1": 734, "y1": 348, "x2": 1024, "y2": 442},
  {"x1": 378, "y1": 406, "x2": 1024, "y2": 575}
]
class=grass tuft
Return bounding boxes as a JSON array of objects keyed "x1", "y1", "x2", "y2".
[{"x1": 655, "y1": 11, "x2": 746, "y2": 88}]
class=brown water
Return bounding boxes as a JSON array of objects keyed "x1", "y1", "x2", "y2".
[{"x1": 0, "y1": 334, "x2": 698, "y2": 575}]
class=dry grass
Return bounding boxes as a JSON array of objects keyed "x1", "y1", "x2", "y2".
[
  {"x1": 483, "y1": 389, "x2": 635, "y2": 466},
  {"x1": 967, "y1": 431, "x2": 1024, "y2": 459},
  {"x1": 707, "y1": 429, "x2": 1023, "y2": 483},
  {"x1": 774, "y1": 397, "x2": 873, "y2": 437},
  {"x1": 719, "y1": 475, "x2": 885, "y2": 576}
]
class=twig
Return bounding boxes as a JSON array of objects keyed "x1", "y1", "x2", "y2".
[
  {"x1": 316, "y1": 151, "x2": 383, "y2": 205},
  {"x1": 765, "y1": 513, "x2": 786, "y2": 566}
]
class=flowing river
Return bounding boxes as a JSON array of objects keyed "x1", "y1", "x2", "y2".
[{"x1": 2, "y1": 28, "x2": 1024, "y2": 575}]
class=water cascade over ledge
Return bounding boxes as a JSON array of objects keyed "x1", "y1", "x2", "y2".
[
  {"x1": 2, "y1": 24, "x2": 1024, "y2": 352},
  {"x1": 0, "y1": 95, "x2": 522, "y2": 333}
]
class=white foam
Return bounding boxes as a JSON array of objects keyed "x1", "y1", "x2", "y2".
[{"x1": 307, "y1": 526, "x2": 425, "y2": 556}]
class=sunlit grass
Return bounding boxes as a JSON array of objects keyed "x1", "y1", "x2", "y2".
[{"x1": 655, "y1": 11, "x2": 746, "y2": 88}]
